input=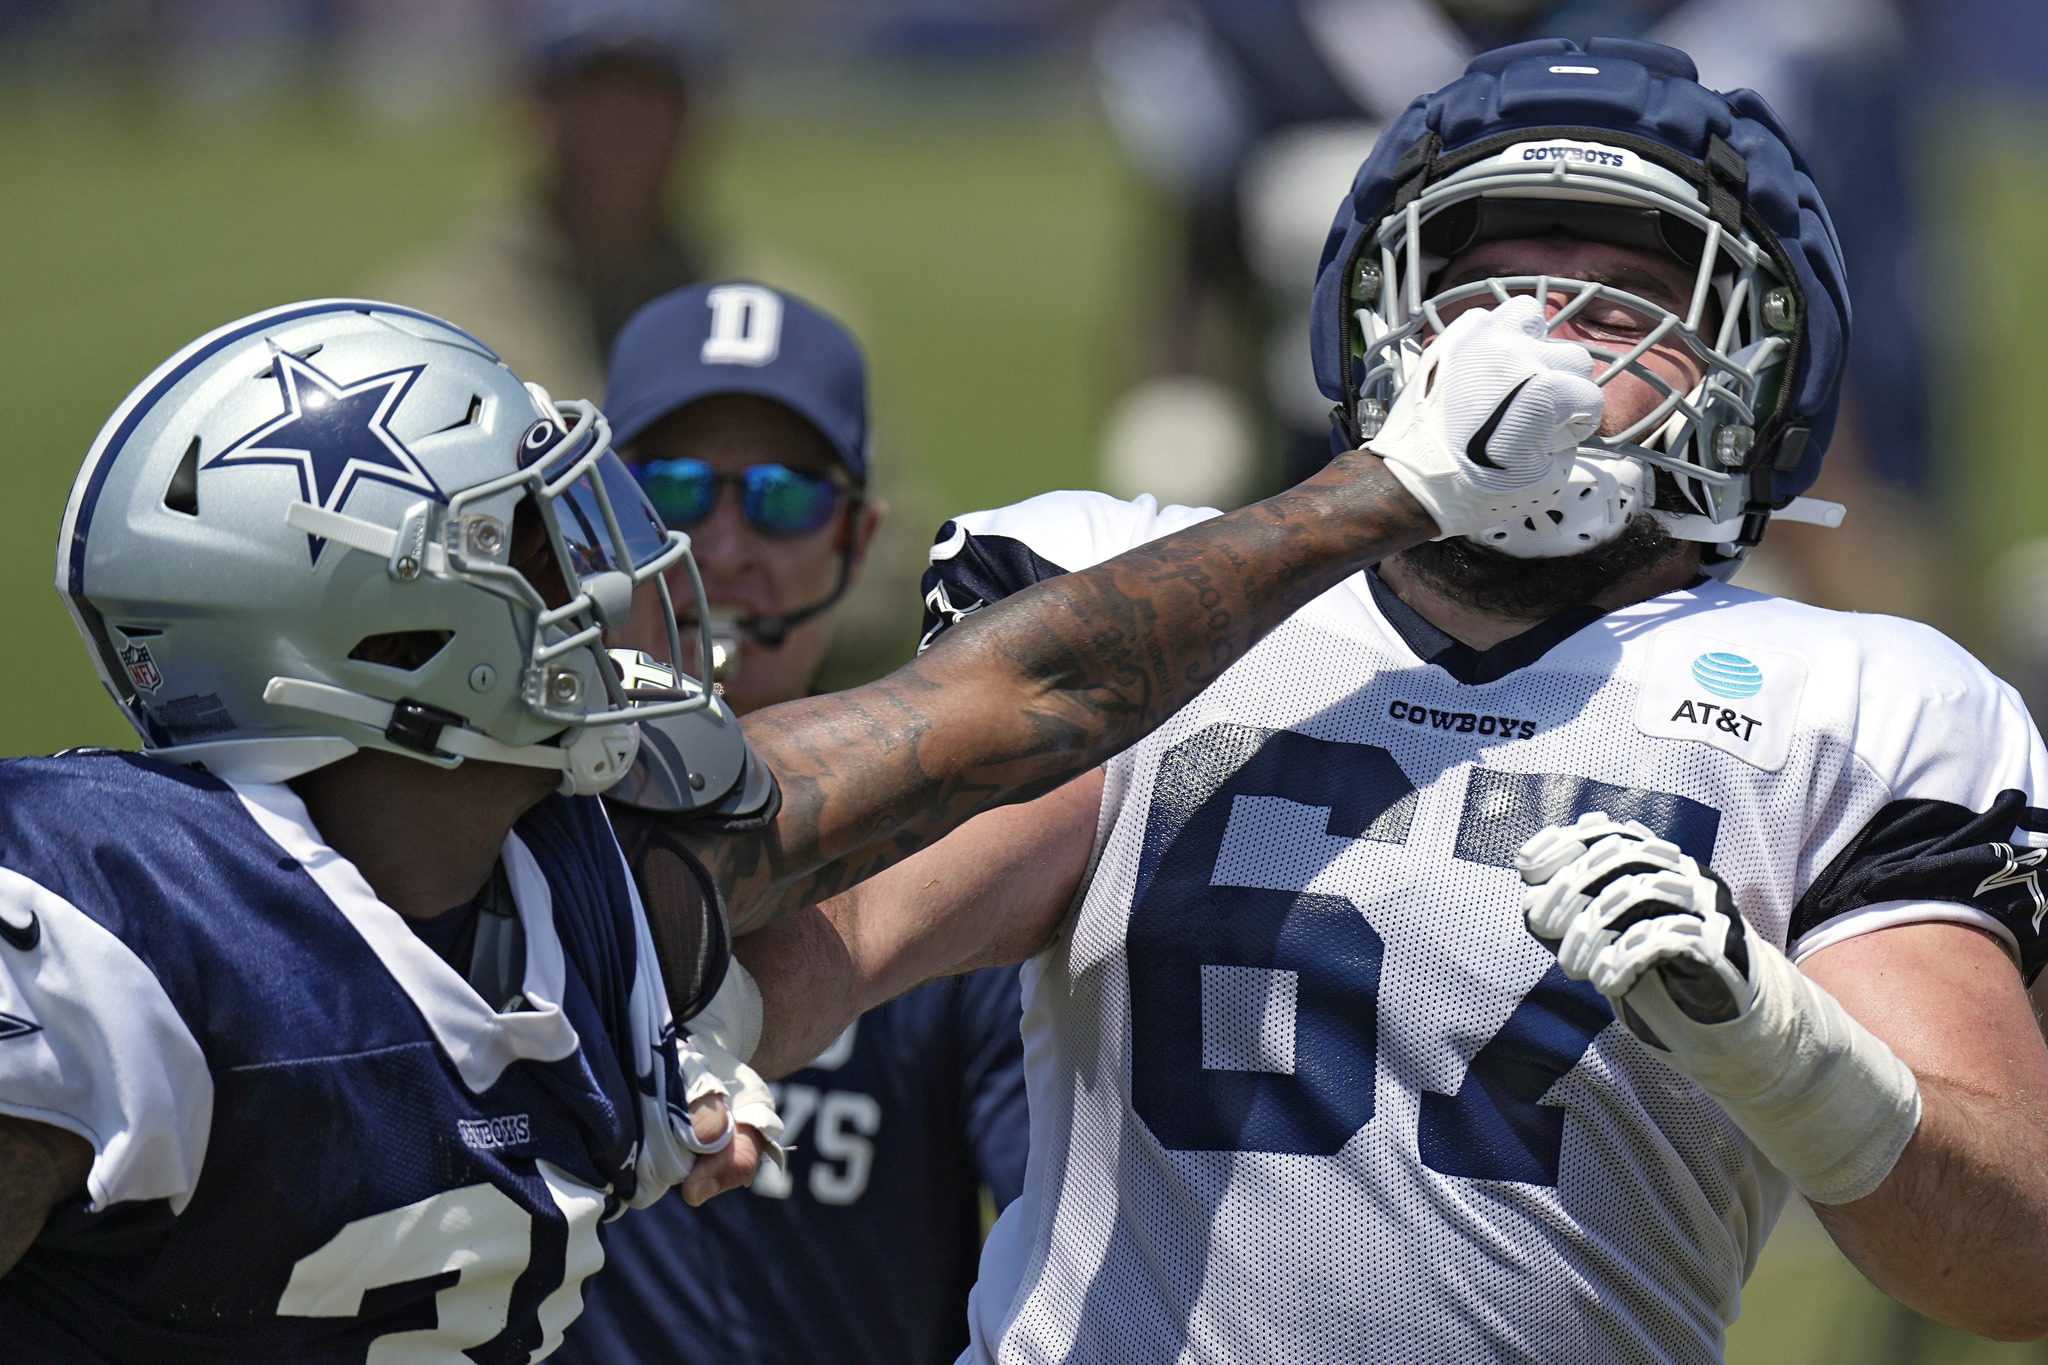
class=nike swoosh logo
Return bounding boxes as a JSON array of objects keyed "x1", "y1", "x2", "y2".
[
  {"x1": 0, "y1": 908, "x2": 39, "y2": 952},
  {"x1": 1466, "y1": 377, "x2": 1533, "y2": 470}
]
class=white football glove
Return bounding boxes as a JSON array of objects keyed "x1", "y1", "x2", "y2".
[
  {"x1": 1519, "y1": 814, "x2": 1753, "y2": 1017},
  {"x1": 677, "y1": 959, "x2": 786, "y2": 1170},
  {"x1": 1517, "y1": 812, "x2": 1921, "y2": 1205},
  {"x1": 1368, "y1": 295, "x2": 1604, "y2": 540}
]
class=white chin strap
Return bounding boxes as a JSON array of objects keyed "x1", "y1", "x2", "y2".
[
  {"x1": 1470, "y1": 449, "x2": 1643, "y2": 558},
  {"x1": 261, "y1": 677, "x2": 641, "y2": 796}
]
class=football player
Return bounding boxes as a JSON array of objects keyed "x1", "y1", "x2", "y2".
[
  {"x1": 736, "y1": 38, "x2": 2048, "y2": 1360},
  {"x1": 0, "y1": 266, "x2": 1534, "y2": 1360}
]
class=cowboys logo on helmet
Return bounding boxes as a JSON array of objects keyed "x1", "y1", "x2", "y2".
[{"x1": 58, "y1": 299, "x2": 722, "y2": 795}]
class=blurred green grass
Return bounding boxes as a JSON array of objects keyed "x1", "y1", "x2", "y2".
[
  {"x1": 1728, "y1": 1201, "x2": 2048, "y2": 1364},
  {"x1": 0, "y1": 98, "x2": 1127, "y2": 756},
  {"x1": 1933, "y1": 115, "x2": 2048, "y2": 653}
]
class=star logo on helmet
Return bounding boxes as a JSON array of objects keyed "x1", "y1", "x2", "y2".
[{"x1": 206, "y1": 347, "x2": 444, "y2": 563}]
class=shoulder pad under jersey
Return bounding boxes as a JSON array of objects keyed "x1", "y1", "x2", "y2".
[{"x1": 606, "y1": 653, "x2": 778, "y2": 827}]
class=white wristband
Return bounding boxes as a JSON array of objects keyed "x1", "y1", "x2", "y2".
[
  {"x1": 1624, "y1": 939, "x2": 1921, "y2": 1204},
  {"x1": 687, "y1": 958, "x2": 763, "y2": 1064},
  {"x1": 672, "y1": 961, "x2": 783, "y2": 1170}
]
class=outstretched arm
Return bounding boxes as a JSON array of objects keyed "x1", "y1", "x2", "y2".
[
  {"x1": 693, "y1": 452, "x2": 1432, "y2": 929},
  {"x1": 1802, "y1": 923, "x2": 2048, "y2": 1340},
  {"x1": 739, "y1": 770, "x2": 1104, "y2": 1078}
]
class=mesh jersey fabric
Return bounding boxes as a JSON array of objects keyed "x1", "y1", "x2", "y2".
[
  {"x1": 556, "y1": 967, "x2": 1027, "y2": 1365},
  {"x1": 923, "y1": 491, "x2": 2048, "y2": 1365},
  {"x1": 0, "y1": 750, "x2": 695, "y2": 1365}
]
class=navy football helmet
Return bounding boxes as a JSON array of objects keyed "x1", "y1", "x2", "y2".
[{"x1": 1312, "y1": 37, "x2": 1851, "y2": 568}]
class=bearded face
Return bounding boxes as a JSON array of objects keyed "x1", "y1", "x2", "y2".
[{"x1": 1394, "y1": 512, "x2": 1688, "y2": 622}]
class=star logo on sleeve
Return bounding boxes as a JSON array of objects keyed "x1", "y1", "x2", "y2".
[
  {"x1": 205, "y1": 348, "x2": 444, "y2": 563},
  {"x1": 1977, "y1": 843, "x2": 2048, "y2": 934},
  {"x1": 917, "y1": 579, "x2": 985, "y2": 655}
]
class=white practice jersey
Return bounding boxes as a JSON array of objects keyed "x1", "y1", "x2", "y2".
[{"x1": 917, "y1": 492, "x2": 2048, "y2": 1365}]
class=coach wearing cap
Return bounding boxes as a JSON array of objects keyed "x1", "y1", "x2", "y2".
[
  {"x1": 561, "y1": 281, "x2": 1029, "y2": 1365},
  {"x1": 607, "y1": 280, "x2": 883, "y2": 714}
]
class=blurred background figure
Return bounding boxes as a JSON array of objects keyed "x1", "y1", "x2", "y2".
[
  {"x1": 335, "y1": 0, "x2": 508, "y2": 127},
  {"x1": 559, "y1": 280, "x2": 1029, "y2": 1365},
  {"x1": 748, "y1": 0, "x2": 1086, "y2": 58},
  {"x1": 156, "y1": 0, "x2": 506, "y2": 124},
  {"x1": 372, "y1": 0, "x2": 953, "y2": 690},
  {"x1": 1090, "y1": 0, "x2": 1937, "y2": 626},
  {"x1": 376, "y1": 0, "x2": 720, "y2": 403},
  {"x1": 154, "y1": 0, "x2": 326, "y2": 112}
]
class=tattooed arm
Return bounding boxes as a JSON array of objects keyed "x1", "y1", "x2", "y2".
[
  {"x1": 0, "y1": 1115, "x2": 89, "y2": 1277},
  {"x1": 687, "y1": 451, "x2": 1435, "y2": 930}
]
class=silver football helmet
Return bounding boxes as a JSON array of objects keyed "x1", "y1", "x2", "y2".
[
  {"x1": 1350, "y1": 136, "x2": 1842, "y2": 562},
  {"x1": 58, "y1": 299, "x2": 717, "y2": 792}
]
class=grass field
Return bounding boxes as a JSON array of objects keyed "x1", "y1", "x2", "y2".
[
  {"x1": 4, "y1": 82, "x2": 2043, "y2": 1365},
  {"x1": 1930, "y1": 112, "x2": 2048, "y2": 654}
]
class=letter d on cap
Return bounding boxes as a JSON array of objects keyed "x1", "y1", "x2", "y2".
[{"x1": 701, "y1": 284, "x2": 784, "y2": 367}]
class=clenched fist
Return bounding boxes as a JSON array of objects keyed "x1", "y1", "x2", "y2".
[{"x1": 1368, "y1": 296, "x2": 1603, "y2": 540}]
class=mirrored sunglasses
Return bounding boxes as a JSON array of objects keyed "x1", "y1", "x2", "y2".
[{"x1": 628, "y1": 458, "x2": 846, "y2": 537}]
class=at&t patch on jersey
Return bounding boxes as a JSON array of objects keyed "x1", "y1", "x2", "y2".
[{"x1": 1635, "y1": 628, "x2": 1806, "y2": 771}]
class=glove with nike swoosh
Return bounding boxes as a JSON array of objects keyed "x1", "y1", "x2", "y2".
[
  {"x1": 1516, "y1": 812, "x2": 1921, "y2": 1206},
  {"x1": 1368, "y1": 296, "x2": 1604, "y2": 540}
]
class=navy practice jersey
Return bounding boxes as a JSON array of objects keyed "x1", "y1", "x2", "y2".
[
  {"x1": 922, "y1": 492, "x2": 2048, "y2": 1363},
  {"x1": 556, "y1": 967, "x2": 1028, "y2": 1365},
  {"x1": 0, "y1": 750, "x2": 707, "y2": 1364}
]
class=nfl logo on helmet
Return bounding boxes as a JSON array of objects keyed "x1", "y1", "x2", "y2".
[{"x1": 119, "y1": 643, "x2": 160, "y2": 692}]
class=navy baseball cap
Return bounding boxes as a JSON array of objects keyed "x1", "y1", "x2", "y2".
[
  {"x1": 605, "y1": 282, "x2": 870, "y2": 484},
  {"x1": 521, "y1": 0, "x2": 724, "y2": 87}
]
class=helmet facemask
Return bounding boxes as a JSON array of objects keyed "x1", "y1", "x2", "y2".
[
  {"x1": 445, "y1": 388, "x2": 714, "y2": 731},
  {"x1": 280, "y1": 384, "x2": 721, "y2": 791},
  {"x1": 1344, "y1": 137, "x2": 1808, "y2": 566}
]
